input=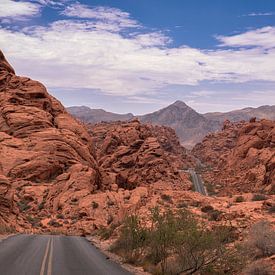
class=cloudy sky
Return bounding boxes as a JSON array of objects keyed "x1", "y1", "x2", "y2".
[{"x1": 0, "y1": 0, "x2": 275, "y2": 114}]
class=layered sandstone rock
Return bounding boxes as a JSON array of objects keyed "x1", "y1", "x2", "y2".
[
  {"x1": 0, "y1": 51, "x2": 193, "y2": 234},
  {"x1": 193, "y1": 119, "x2": 275, "y2": 195},
  {"x1": 88, "y1": 120, "x2": 194, "y2": 190},
  {"x1": 0, "y1": 50, "x2": 100, "y2": 231}
]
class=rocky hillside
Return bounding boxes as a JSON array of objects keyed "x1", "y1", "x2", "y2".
[
  {"x1": 88, "y1": 119, "x2": 194, "y2": 190},
  {"x1": 193, "y1": 118, "x2": 275, "y2": 195},
  {"x1": 0, "y1": 50, "x2": 192, "y2": 234},
  {"x1": 67, "y1": 106, "x2": 134, "y2": 123},
  {"x1": 0, "y1": 50, "x2": 103, "y2": 231}
]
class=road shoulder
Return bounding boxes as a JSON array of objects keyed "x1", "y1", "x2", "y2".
[{"x1": 87, "y1": 236, "x2": 149, "y2": 275}]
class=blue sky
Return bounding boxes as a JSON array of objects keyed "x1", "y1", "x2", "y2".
[{"x1": 0, "y1": 0, "x2": 275, "y2": 114}]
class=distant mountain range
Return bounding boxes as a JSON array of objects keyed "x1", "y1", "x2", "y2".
[
  {"x1": 67, "y1": 102, "x2": 275, "y2": 148},
  {"x1": 68, "y1": 106, "x2": 134, "y2": 124}
]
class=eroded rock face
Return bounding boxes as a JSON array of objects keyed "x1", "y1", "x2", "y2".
[
  {"x1": 88, "y1": 120, "x2": 193, "y2": 190},
  {"x1": 0, "y1": 50, "x2": 100, "y2": 231},
  {"x1": 193, "y1": 119, "x2": 275, "y2": 195},
  {"x1": 0, "y1": 51, "x2": 193, "y2": 234}
]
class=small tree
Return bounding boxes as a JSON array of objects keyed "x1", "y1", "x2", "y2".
[
  {"x1": 147, "y1": 207, "x2": 178, "y2": 273},
  {"x1": 244, "y1": 260, "x2": 273, "y2": 275},
  {"x1": 247, "y1": 221, "x2": 275, "y2": 258},
  {"x1": 111, "y1": 215, "x2": 147, "y2": 264}
]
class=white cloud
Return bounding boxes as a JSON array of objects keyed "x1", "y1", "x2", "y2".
[
  {"x1": 244, "y1": 12, "x2": 274, "y2": 17},
  {"x1": 0, "y1": 0, "x2": 40, "y2": 19},
  {"x1": 216, "y1": 26, "x2": 275, "y2": 49},
  {"x1": 0, "y1": 4, "x2": 275, "y2": 98},
  {"x1": 62, "y1": 3, "x2": 139, "y2": 29},
  {"x1": 134, "y1": 33, "x2": 172, "y2": 46}
]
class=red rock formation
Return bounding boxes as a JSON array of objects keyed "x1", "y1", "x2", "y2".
[
  {"x1": 193, "y1": 119, "x2": 275, "y2": 195},
  {"x1": 0, "y1": 50, "x2": 100, "y2": 231},
  {"x1": 88, "y1": 120, "x2": 193, "y2": 190},
  {"x1": 0, "y1": 51, "x2": 193, "y2": 234}
]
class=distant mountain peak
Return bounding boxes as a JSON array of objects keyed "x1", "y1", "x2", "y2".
[{"x1": 171, "y1": 100, "x2": 189, "y2": 108}]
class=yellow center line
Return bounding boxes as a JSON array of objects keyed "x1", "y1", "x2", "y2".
[
  {"x1": 47, "y1": 238, "x2": 54, "y2": 275},
  {"x1": 40, "y1": 238, "x2": 50, "y2": 275}
]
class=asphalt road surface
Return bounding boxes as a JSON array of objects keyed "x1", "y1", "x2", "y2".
[
  {"x1": 189, "y1": 169, "x2": 208, "y2": 195},
  {"x1": 0, "y1": 234, "x2": 132, "y2": 275}
]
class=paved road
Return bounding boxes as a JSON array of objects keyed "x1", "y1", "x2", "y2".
[
  {"x1": 0, "y1": 234, "x2": 132, "y2": 275},
  {"x1": 189, "y1": 169, "x2": 207, "y2": 195}
]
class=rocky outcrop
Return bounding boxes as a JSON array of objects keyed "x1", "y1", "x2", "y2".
[
  {"x1": 0, "y1": 51, "x2": 195, "y2": 234},
  {"x1": 0, "y1": 50, "x2": 101, "y2": 231},
  {"x1": 193, "y1": 119, "x2": 275, "y2": 195},
  {"x1": 88, "y1": 120, "x2": 194, "y2": 190}
]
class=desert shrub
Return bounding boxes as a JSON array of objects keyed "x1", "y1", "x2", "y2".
[
  {"x1": 209, "y1": 209, "x2": 223, "y2": 221},
  {"x1": 38, "y1": 202, "x2": 45, "y2": 210},
  {"x1": 177, "y1": 201, "x2": 188, "y2": 208},
  {"x1": 160, "y1": 194, "x2": 172, "y2": 203},
  {"x1": 247, "y1": 221, "x2": 275, "y2": 257},
  {"x1": 111, "y1": 215, "x2": 147, "y2": 264},
  {"x1": 146, "y1": 208, "x2": 179, "y2": 273},
  {"x1": 107, "y1": 200, "x2": 115, "y2": 207},
  {"x1": 98, "y1": 222, "x2": 120, "y2": 240},
  {"x1": 26, "y1": 215, "x2": 41, "y2": 226},
  {"x1": 48, "y1": 219, "x2": 61, "y2": 227},
  {"x1": 205, "y1": 183, "x2": 216, "y2": 196},
  {"x1": 56, "y1": 213, "x2": 64, "y2": 219},
  {"x1": 91, "y1": 201, "x2": 99, "y2": 209},
  {"x1": 0, "y1": 223, "x2": 16, "y2": 234},
  {"x1": 268, "y1": 205, "x2": 275, "y2": 213},
  {"x1": 252, "y1": 194, "x2": 267, "y2": 201},
  {"x1": 201, "y1": 205, "x2": 214, "y2": 213},
  {"x1": 243, "y1": 260, "x2": 273, "y2": 275},
  {"x1": 114, "y1": 208, "x2": 240, "y2": 274},
  {"x1": 17, "y1": 199, "x2": 31, "y2": 212},
  {"x1": 235, "y1": 196, "x2": 245, "y2": 203}
]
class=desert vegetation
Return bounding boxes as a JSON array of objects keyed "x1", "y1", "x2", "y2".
[
  {"x1": 108, "y1": 209, "x2": 275, "y2": 274},
  {"x1": 110, "y1": 208, "x2": 245, "y2": 274}
]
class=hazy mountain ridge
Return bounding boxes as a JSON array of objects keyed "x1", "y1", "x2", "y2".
[
  {"x1": 67, "y1": 102, "x2": 275, "y2": 148},
  {"x1": 67, "y1": 106, "x2": 134, "y2": 123},
  {"x1": 139, "y1": 101, "x2": 220, "y2": 148},
  {"x1": 204, "y1": 105, "x2": 275, "y2": 123}
]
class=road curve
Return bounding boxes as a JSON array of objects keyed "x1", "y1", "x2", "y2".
[{"x1": 0, "y1": 234, "x2": 132, "y2": 275}]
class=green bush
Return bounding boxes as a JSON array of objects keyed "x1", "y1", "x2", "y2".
[
  {"x1": 17, "y1": 199, "x2": 31, "y2": 212},
  {"x1": 26, "y1": 215, "x2": 41, "y2": 226},
  {"x1": 247, "y1": 221, "x2": 275, "y2": 257},
  {"x1": 235, "y1": 196, "x2": 245, "y2": 203},
  {"x1": 252, "y1": 194, "x2": 267, "y2": 201},
  {"x1": 160, "y1": 194, "x2": 173, "y2": 203},
  {"x1": 113, "y1": 208, "x2": 239, "y2": 274},
  {"x1": 111, "y1": 215, "x2": 147, "y2": 264},
  {"x1": 91, "y1": 201, "x2": 99, "y2": 209},
  {"x1": 268, "y1": 205, "x2": 275, "y2": 213},
  {"x1": 209, "y1": 209, "x2": 223, "y2": 221},
  {"x1": 0, "y1": 223, "x2": 16, "y2": 234},
  {"x1": 243, "y1": 260, "x2": 273, "y2": 275},
  {"x1": 56, "y1": 213, "x2": 64, "y2": 219},
  {"x1": 201, "y1": 205, "x2": 214, "y2": 213},
  {"x1": 98, "y1": 222, "x2": 120, "y2": 240},
  {"x1": 48, "y1": 219, "x2": 61, "y2": 227}
]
